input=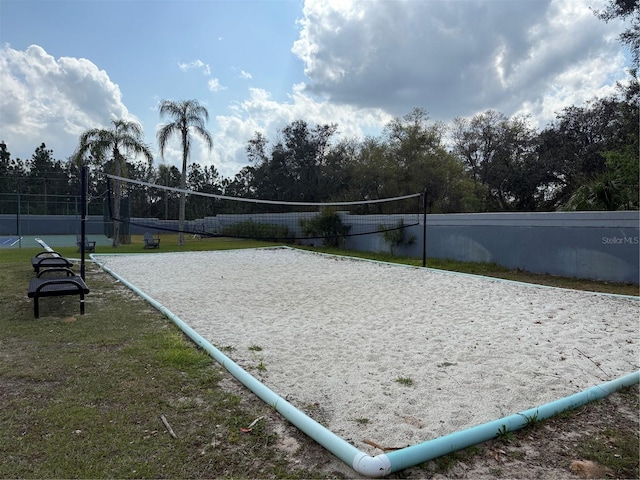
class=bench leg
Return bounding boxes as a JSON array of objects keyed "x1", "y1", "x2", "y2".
[
  {"x1": 80, "y1": 294, "x2": 85, "y2": 315},
  {"x1": 34, "y1": 298, "x2": 40, "y2": 318}
]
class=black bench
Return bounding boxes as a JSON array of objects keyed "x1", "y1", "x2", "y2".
[
  {"x1": 27, "y1": 268, "x2": 90, "y2": 318},
  {"x1": 31, "y1": 251, "x2": 73, "y2": 273}
]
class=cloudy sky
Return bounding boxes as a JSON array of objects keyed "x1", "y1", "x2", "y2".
[{"x1": 0, "y1": 0, "x2": 631, "y2": 179}]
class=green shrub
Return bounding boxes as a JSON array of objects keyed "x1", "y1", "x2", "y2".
[
  {"x1": 299, "y1": 209, "x2": 351, "y2": 247},
  {"x1": 379, "y1": 219, "x2": 416, "y2": 255}
]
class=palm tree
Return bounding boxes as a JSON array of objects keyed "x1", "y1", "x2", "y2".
[
  {"x1": 157, "y1": 99, "x2": 213, "y2": 246},
  {"x1": 73, "y1": 119, "x2": 153, "y2": 247}
]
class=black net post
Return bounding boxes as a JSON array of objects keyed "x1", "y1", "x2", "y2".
[
  {"x1": 17, "y1": 193, "x2": 21, "y2": 248},
  {"x1": 422, "y1": 189, "x2": 427, "y2": 268},
  {"x1": 80, "y1": 165, "x2": 87, "y2": 280}
]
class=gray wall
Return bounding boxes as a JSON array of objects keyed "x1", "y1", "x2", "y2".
[
  {"x1": 347, "y1": 211, "x2": 639, "y2": 284},
  {"x1": 1, "y1": 211, "x2": 638, "y2": 284}
]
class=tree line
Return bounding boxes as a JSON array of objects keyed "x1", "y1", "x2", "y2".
[{"x1": 2, "y1": 90, "x2": 637, "y2": 214}]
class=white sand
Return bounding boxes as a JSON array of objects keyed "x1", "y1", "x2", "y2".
[{"x1": 98, "y1": 247, "x2": 639, "y2": 454}]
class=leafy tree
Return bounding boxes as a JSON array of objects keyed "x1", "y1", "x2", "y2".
[
  {"x1": 0, "y1": 141, "x2": 8, "y2": 166},
  {"x1": 540, "y1": 96, "x2": 638, "y2": 210},
  {"x1": 452, "y1": 111, "x2": 545, "y2": 211},
  {"x1": 281, "y1": 120, "x2": 337, "y2": 201},
  {"x1": 564, "y1": 173, "x2": 624, "y2": 210},
  {"x1": 187, "y1": 163, "x2": 222, "y2": 218},
  {"x1": 384, "y1": 108, "x2": 443, "y2": 171},
  {"x1": 246, "y1": 120, "x2": 337, "y2": 202},
  {"x1": 564, "y1": 138, "x2": 639, "y2": 211},
  {"x1": 341, "y1": 136, "x2": 394, "y2": 203},
  {"x1": 73, "y1": 119, "x2": 153, "y2": 246},
  {"x1": 602, "y1": 145, "x2": 639, "y2": 209},
  {"x1": 484, "y1": 115, "x2": 542, "y2": 210},
  {"x1": 246, "y1": 131, "x2": 289, "y2": 200},
  {"x1": 0, "y1": 141, "x2": 26, "y2": 213},
  {"x1": 64, "y1": 154, "x2": 103, "y2": 216},
  {"x1": 595, "y1": 0, "x2": 639, "y2": 70},
  {"x1": 126, "y1": 160, "x2": 159, "y2": 219},
  {"x1": 223, "y1": 165, "x2": 256, "y2": 198},
  {"x1": 0, "y1": 141, "x2": 27, "y2": 201},
  {"x1": 384, "y1": 108, "x2": 475, "y2": 212},
  {"x1": 157, "y1": 164, "x2": 182, "y2": 220},
  {"x1": 317, "y1": 137, "x2": 359, "y2": 201},
  {"x1": 594, "y1": 0, "x2": 639, "y2": 101},
  {"x1": 157, "y1": 99, "x2": 213, "y2": 245},
  {"x1": 26, "y1": 143, "x2": 70, "y2": 213},
  {"x1": 594, "y1": 97, "x2": 639, "y2": 209},
  {"x1": 0, "y1": 141, "x2": 11, "y2": 203},
  {"x1": 451, "y1": 111, "x2": 502, "y2": 193}
]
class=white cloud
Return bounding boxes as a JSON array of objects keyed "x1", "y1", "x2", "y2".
[
  {"x1": 514, "y1": 52, "x2": 626, "y2": 129},
  {"x1": 239, "y1": 70, "x2": 253, "y2": 80},
  {"x1": 0, "y1": 44, "x2": 132, "y2": 160},
  {"x1": 292, "y1": 0, "x2": 629, "y2": 127},
  {"x1": 128, "y1": 84, "x2": 384, "y2": 180},
  {"x1": 207, "y1": 84, "x2": 392, "y2": 178},
  {"x1": 207, "y1": 78, "x2": 226, "y2": 92},
  {"x1": 178, "y1": 59, "x2": 211, "y2": 75}
]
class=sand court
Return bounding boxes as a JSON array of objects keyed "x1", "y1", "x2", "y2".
[{"x1": 99, "y1": 247, "x2": 639, "y2": 454}]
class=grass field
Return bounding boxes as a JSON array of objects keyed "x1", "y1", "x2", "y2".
[{"x1": 1, "y1": 237, "x2": 637, "y2": 479}]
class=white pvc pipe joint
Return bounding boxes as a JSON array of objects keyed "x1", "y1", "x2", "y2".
[{"x1": 353, "y1": 452, "x2": 391, "y2": 478}]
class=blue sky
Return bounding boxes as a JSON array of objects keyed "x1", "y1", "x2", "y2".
[{"x1": 0, "y1": 0, "x2": 632, "y2": 179}]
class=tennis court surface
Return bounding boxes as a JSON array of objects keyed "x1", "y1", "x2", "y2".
[
  {"x1": 0, "y1": 235, "x2": 111, "y2": 249},
  {"x1": 0, "y1": 236, "x2": 22, "y2": 247}
]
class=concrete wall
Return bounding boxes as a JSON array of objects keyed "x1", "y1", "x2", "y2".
[
  {"x1": 1, "y1": 211, "x2": 638, "y2": 284},
  {"x1": 348, "y1": 211, "x2": 639, "y2": 284}
]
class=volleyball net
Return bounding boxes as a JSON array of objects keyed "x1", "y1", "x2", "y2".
[{"x1": 106, "y1": 175, "x2": 423, "y2": 244}]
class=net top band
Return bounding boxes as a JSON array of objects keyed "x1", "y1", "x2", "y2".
[{"x1": 106, "y1": 174, "x2": 422, "y2": 207}]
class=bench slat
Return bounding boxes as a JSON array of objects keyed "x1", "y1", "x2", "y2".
[
  {"x1": 31, "y1": 256, "x2": 73, "y2": 273},
  {"x1": 28, "y1": 278, "x2": 90, "y2": 297}
]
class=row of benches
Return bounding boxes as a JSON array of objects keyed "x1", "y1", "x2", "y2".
[
  {"x1": 28, "y1": 250, "x2": 90, "y2": 318},
  {"x1": 27, "y1": 233, "x2": 158, "y2": 317}
]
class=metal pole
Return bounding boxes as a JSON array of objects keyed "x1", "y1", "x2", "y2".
[
  {"x1": 80, "y1": 165, "x2": 87, "y2": 280},
  {"x1": 17, "y1": 193, "x2": 21, "y2": 248},
  {"x1": 421, "y1": 189, "x2": 427, "y2": 267}
]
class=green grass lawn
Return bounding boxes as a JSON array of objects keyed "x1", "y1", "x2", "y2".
[
  {"x1": 1, "y1": 239, "x2": 327, "y2": 479},
  {"x1": 1, "y1": 238, "x2": 637, "y2": 478}
]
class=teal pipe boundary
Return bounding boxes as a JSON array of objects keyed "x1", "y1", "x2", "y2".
[
  {"x1": 92, "y1": 252, "x2": 639, "y2": 477},
  {"x1": 383, "y1": 370, "x2": 639, "y2": 473}
]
